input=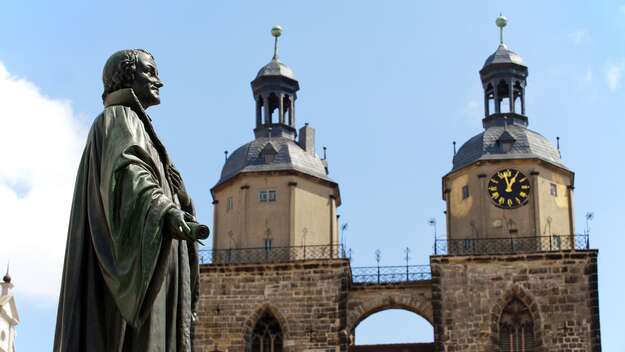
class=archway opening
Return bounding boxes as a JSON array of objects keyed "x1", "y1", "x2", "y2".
[{"x1": 351, "y1": 309, "x2": 434, "y2": 352}]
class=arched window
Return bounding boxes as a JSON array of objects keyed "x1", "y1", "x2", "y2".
[
  {"x1": 250, "y1": 311, "x2": 283, "y2": 352},
  {"x1": 499, "y1": 299, "x2": 535, "y2": 352}
]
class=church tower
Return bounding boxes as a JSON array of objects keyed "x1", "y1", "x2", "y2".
[
  {"x1": 194, "y1": 21, "x2": 601, "y2": 352},
  {"x1": 210, "y1": 27, "x2": 341, "y2": 261},
  {"x1": 442, "y1": 15, "x2": 575, "y2": 253}
]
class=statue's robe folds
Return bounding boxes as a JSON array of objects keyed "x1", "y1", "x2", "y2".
[{"x1": 54, "y1": 89, "x2": 199, "y2": 352}]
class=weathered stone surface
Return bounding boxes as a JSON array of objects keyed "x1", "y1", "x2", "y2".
[
  {"x1": 430, "y1": 251, "x2": 600, "y2": 352},
  {"x1": 193, "y1": 251, "x2": 600, "y2": 352},
  {"x1": 346, "y1": 282, "x2": 433, "y2": 337},
  {"x1": 193, "y1": 259, "x2": 351, "y2": 352}
]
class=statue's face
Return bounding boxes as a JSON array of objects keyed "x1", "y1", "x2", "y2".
[{"x1": 131, "y1": 52, "x2": 163, "y2": 109}]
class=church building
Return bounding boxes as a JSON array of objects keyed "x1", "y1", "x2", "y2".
[{"x1": 193, "y1": 18, "x2": 601, "y2": 352}]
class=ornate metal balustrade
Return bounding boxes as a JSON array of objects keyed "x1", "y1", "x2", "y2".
[
  {"x1": 351, "y1": 265, "x2": 432, "y2": 284},
  {"x1": 434, "y1": 234, "x2": 590, "y2": 256},
  {"x1": 198, "y1": 244, "x2": 345, "y2": 264}
]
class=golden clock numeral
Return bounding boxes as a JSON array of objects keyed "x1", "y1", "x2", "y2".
[
  {"x1": 521, "y1": 185, "x2": 530, "y2": 190},
  {"x1": 519, "y1": 192, "x2": 527, "y2": 197},
  {"x1": 519, "y1": 177, "x2": 527, "y2": 182},
  {"x1": 515, "y1": 197, "x2": 521, "y2": 204},
  {"x1": 488, "y1": 186, "x2": 497, "y2": 191},
  {"x1": 491, "y1": 179, "x2": 499, "y2": 184},
  {"x1": 507, "y1": 199, "x2": 513, "y2": 206},
  {"x1": 499, "y1": 197, "x2": 505, "y2": 205},
  {"x1": 491, "y1": 192, "x2": 500, "y2": 199}
]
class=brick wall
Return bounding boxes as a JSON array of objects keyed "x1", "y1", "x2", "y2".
[
  {"x1": 193, "y1": 259, "x2": 351, "y2": 352},
  {"x1": 430, "y1": 251, "x2": 600, "y2": 352}
]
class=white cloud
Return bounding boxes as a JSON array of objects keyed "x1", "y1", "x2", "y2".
[
  {"x1": 568, "y1": 30, "x2": 589, "y2": 46},
  {"x1": 0, "y1": 62, "x2": 85, "y2": 302},
  {"x1": 606, "y1": 63, "x2": 625, "y2": 91}
]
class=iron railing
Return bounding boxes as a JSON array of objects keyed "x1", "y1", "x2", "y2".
[
  {"x1": 351, "y1": 265, "x2": 431, "y2": 284},
  {"x1": 199, "y1": 244, "x2": 345, "y2": 264},
  {"x1": 434, "y1": 234, "x2": 590, "y2": 256}
]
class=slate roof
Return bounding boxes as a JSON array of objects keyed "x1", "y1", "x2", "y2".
[
  {"x1": 452, "y1": 124, "x2": 567, "y2": 172},
  {"x1": 216, "y1": 136, "x2": 332, "y2": 188},
  {"x1": 483, "y1": 44, "x2": 525, "y2": 67},
  {"x1": 256, "y1": 59, "x2": 296, "y2": 80}
]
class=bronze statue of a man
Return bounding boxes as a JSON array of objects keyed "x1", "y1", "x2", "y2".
[{"x1": 54, "y1": 49, "x2": 208, "y2": 352}]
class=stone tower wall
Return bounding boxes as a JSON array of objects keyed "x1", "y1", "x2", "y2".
[
  {"x1": 193, "y1": 259, "x2": 351, "y2": 352},
  {"x1": 430, "y1": 251, "x2": 600, "y2": 352}
]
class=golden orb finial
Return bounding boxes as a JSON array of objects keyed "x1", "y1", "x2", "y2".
[
  {"x1": 271, "y1": 25, "x2": 283, "y2": 60},
  {"x1": 271, "y1": 25, "x2": 283, "y2": 38},
  {"x1": 496, "y1": 14, "x2": 508, "y2": 45},
  {"x1": 496, "y1": 14, "x2": 508, "y2": 28}
]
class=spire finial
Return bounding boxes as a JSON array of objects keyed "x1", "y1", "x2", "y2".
[
  {"x1": 271, "y1": 25, "x2": 283, "y2": 61},
  {"x1": 3, "y1": 262, "x2": 10, "y2": 284},
  {"x1": 496, "y1": 13, "x2": 507, "y2": 45}
]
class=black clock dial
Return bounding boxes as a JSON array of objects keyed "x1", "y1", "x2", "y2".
[{"x1": 487, "y1": 168, "x2": 530, "y2": 209}]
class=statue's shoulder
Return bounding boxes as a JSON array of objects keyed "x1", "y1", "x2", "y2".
[{"x1": 95, "y1": 105, "x2": 145, "y2": 137}]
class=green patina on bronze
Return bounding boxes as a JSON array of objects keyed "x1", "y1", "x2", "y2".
[{"x1": 54, "y1": 50, "x2": 208, "y2": 352}]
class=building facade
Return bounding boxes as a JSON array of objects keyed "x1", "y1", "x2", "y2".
[
  {"x1": 193, "y1": 20, "x2": 601, "y2": 352},
  {"x1": 0, "y1": 271, "x2": 18, "y2": 352}
]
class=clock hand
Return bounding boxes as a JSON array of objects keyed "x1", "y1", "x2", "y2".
[
  {"x1": 509, "y1": 171, "x2": 519, "y2": 186},
  {"x1": 505, "y1": 171, "x2": 519, "y2": 193},
  {"x1": 503, "y1": 174, "x2": 512, "y2": 192}
]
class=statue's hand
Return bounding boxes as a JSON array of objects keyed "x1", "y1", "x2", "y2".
[
  {"x1": 165, "y1": 208, "x2": 193, "y2": 241},
  {"x1": 168, "y1": 164, "x2": 191, "y2": 208},
  {"x1": 165, "y1": 208, "x2": 209, "y2": 243}
]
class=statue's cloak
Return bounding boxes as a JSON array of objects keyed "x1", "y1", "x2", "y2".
[{"x1": 54, "y1": 89, "x2": 199, "y2": 352}]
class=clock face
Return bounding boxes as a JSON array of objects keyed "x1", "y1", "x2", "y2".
[{"x1": 488, "y1": 168, "x2": 530, "y2": 209}]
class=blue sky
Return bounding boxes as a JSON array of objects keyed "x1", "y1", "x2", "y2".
[{"x1": 0, "y1": 0, "x2": 622, "y2": 350}]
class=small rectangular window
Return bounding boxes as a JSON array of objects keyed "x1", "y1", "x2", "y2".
[
  {"x1": 550, "y1": 183, "x2": 558, "y2": 197},
  {"x1": 264, "y1": 238, "x2": 272, "y2": 250},
  {"x1": 260, "y1": 190, "x2": 277, "y2": 202},
  {"x1": 259, "y1": 191, "x2": 268, "y2": 202},
  {"x1": 462, "y1": 185, "x2": 470, "y2": 199},
  {"x1": 227, "y1": 197, "x2": 233, "y2": 210}
]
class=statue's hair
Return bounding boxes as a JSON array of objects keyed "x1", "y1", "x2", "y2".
[{"x1": 101, "y1": 49, "x2": 154, "y2": 102}]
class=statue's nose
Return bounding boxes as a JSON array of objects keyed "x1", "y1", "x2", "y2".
[{"x1": 155, "y1": 80, "x2": 164, "y2": 88}]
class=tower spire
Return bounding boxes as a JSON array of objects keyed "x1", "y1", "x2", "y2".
[
  {"x1": 252, "y1": 25, "x2": 299, "y2": 135},
  {"x1": 3, "y1": 262, "x2": 10, "y2": 284},
  {"x1": 271, "y1": 25, "x2": 282, "y2": 61},
  {"x1": 480, "y1": 14, "x2": 528, "y2": 128},
  {"x1": 496, "y1": 13, "x2": 507, "y2": 45}
]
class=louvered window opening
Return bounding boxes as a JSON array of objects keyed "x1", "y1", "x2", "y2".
[
  {"x1": 250, "y1": 312, "x2": 283, "y2": 352},
  {"x1": 499, "y1": 299, "x2": 535, "y2": 352}
]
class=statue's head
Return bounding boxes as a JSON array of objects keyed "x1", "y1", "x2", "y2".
[{"x1": 102, "y1": 49, "x2": 164, "y2": 108}]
